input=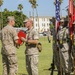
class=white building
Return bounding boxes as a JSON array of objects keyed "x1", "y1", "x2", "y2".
[{"x1": 30, "y1": 16, "x2": 52, "y2": 33}]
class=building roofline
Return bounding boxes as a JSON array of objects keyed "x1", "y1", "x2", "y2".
[{"x1": 30, "y1": 16, "x2": 52, "y2": 18}]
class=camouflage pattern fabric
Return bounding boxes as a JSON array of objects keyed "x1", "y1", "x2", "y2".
[
  {"x1": 25, "y1": 27, "x2": 39, "y2": 75},
  {"x1": 57, "y1": 27, "x2": 72, "y2": 73},
  {"x1": 1, "y1": 25, "x2": 18, "y2": 75}
]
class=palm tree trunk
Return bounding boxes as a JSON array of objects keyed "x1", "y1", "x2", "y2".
[
  {"x1": 0, "y1": 6, "x2": 3, "y2": 30},
  {"x1": 32, "y1": 7, "x2": 34, "y2": 27},
  {"x1": 36, "y1": 7, "x2": 40, "y2": 33}
]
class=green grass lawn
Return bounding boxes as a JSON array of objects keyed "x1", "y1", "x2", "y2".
[{"x1": 0, "y1": 36, "x2": 58, "y2": 75}]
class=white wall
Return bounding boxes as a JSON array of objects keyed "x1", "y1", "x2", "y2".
[{"x1": 31, "y1": 16, "x2": 52, "y2": 33}]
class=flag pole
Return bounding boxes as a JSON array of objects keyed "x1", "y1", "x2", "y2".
[{"x1": 55, "y1": 0, "x2": 63, "y2": 75}]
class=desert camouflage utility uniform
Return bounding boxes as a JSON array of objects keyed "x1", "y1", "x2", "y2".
[
  {"x1": 46, "y1": 29, "x2": 51, "y2": 43},
  {"x1": 72, "y1": 30, "x2": 75, "y2": 75},
  {"x1": 1, "y1": 25, "x2": 18, "y2": 75},
  {"x1": 25, "y1": 27, "x2": 39, "y2": 75},
  {"x1": 57, "y1": 26, "x2": 72, "y2": 75},
  {"x1": 52, "y1": 28, "x2": 60, "y2": 74},
  {"x1": 72, "y1": 22, "x2": 75, "y2": 75}
]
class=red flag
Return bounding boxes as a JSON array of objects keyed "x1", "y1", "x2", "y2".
[
  {"x1": 55, "y1": 20, "x2": 60, "y2": 32},
  {"x1": 18, "y1": 30, "x2": 26, "y2": 45},
  {"x1": 69, "y1": 0, "x2": 73, "y2": 40},
  {"x1": 69, "y1": 0, "x2": 73, "y2": 14},
  {"x1": 73, "y1": 1, "x2": 75, "y2": 21}
]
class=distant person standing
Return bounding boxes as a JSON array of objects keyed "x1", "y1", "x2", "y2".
[
  {"x1": 21, "y1": 18, "x2": 39, "y2": 75},
  {"x1": 46, "y1": 29, "x2": 51, "y2": 43},
  {"x1": 1, "y1": 16, "x2": 19, "y2": 75}
]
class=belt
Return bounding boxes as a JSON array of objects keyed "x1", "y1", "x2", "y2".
[
  {"x1": 27, "y1": 44, "x2": 36, "y2": 47},
  {"x1": 59, "y1": 40, "x2": 63, "y2": 44},
  {"x1": 59, "y1": 40, "x2": 66, "y2": 44},
  {"x1": 73, "y1": 42, "x2": 75, "y2": 45},
  {"x1": 53, "y1": 40, "x2": 56, "y2": 43}
]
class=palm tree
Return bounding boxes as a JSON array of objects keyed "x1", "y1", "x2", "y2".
[
  {"x1": 59, "y1": 0, "x2": 63, "y2": 18},
  {"x1": 59, "y1": 0, "x2": 63, "y2": 4},
  {"x1": 0, "y1": 0, "x2": 3, "y2": 6},
  {"x1": 17, "y1": 4, "x2": 23, "y2": 26},
  {"x1": 29, "y1": 0, "x2": 37, "y2": 27},
  {"x1": 54, "y1": 0, "x2": 63, "y2": 5},
  {"x1": 17, "y1": 4, "x2": 23, "y2": 12},
  {"x1": 4, "y1": 8, "x2": 8, "y2": 13}
]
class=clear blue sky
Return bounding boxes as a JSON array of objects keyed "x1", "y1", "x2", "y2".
[{"x1": 2, "y1": 0, "x2": 68, "y2": 17}]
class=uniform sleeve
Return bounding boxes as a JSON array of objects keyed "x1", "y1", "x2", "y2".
[
  {"x1": 66, "y1": 28, "x2": 70, "y2": 39},
  {"x1": 12, "y1": 28, "x2": 19, "y2": 40},
  {"x1": 57, "y1": 32, "x2": 59, "y2": 40},
  {"x1": 33, "y1": 30, "x2": 39, "y2": 40},
  {"x1": 0, "y1": 31, "x2": 1, "y2": 40}
]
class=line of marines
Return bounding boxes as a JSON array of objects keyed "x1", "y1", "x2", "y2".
[{"x1": 52, "y1": 18, "x2": 75, "y2": 75}]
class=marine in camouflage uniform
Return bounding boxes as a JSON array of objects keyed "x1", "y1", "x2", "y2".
[
  {"x1": 21, "y1": 18, "x2": 39, "y2": 75},
  {"x1": 1, "y1": 16, "x2": 19, "y2": 75},
  {"x1": 72, "y1": 21, "x2": 75, "y2": 75},
  {"x1": 46, "y1": 29, "x2": 51, "y2": 43},
  {"x1": 52, "y1": 27, "x2": 60, "y2": 75},
  {"x1": 57, "y1": 19, "x2": 72, "y2": 75}
]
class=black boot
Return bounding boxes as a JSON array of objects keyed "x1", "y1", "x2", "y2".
[
  {"x1": 48, "y1": 63, "x2": 55, "y2": 70},
  {"x1": 57, "y1": 71, "x2": 60, "y2": 75},
  {"x1": 65, "y1": 73, "x2": 70, "y2": 75},
  {"x1": 58, "y1": 70, "x2": 63, "y2": 75}
]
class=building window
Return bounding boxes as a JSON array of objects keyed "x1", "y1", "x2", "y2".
[
  {"x1": 47, "y1": 23, "x2": 49, "y2": 26},
  {"x1": 42, "y1": 18, "x2": 43, "y2": 21},
  {"x1": 44, "y1": 18, "x2": 45, "y2": 21},
  {"x1": 36, "y1": 24, "x2": 37, "y2": 27},
  {"x1": 42, "y1": 18, "x2": 45, "y2": 21},
  {"x1": 38, "y1": 24, "x2": 39, "y2": 27},
  {"x1": 44, "y1": 24, "x2": 45, "y2": 27},
  {"x1": 42, "y1": 24, "x2": 43, "y2": 26},
  {"x1": 36, "y1": 18, "x2": 37, "y2": 21},
  {"x1": 47, "y1": 18, "x2": 49, "y2": 21}
]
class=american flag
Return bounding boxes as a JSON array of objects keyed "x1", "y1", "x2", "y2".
[{"x1": 55, "y1": 0, "x2": 60, "y2": 32}]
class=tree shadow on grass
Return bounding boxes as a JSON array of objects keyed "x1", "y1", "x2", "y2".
[
  {"x1": 18, "y1": 73, "x2": 28, "y2": 75},
  {"x1": 43, "y1": 68, "x2": 74, "y2": 75},
  {"x1": 43, "y1": 68, "x2": 57, "y2": 72}
]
